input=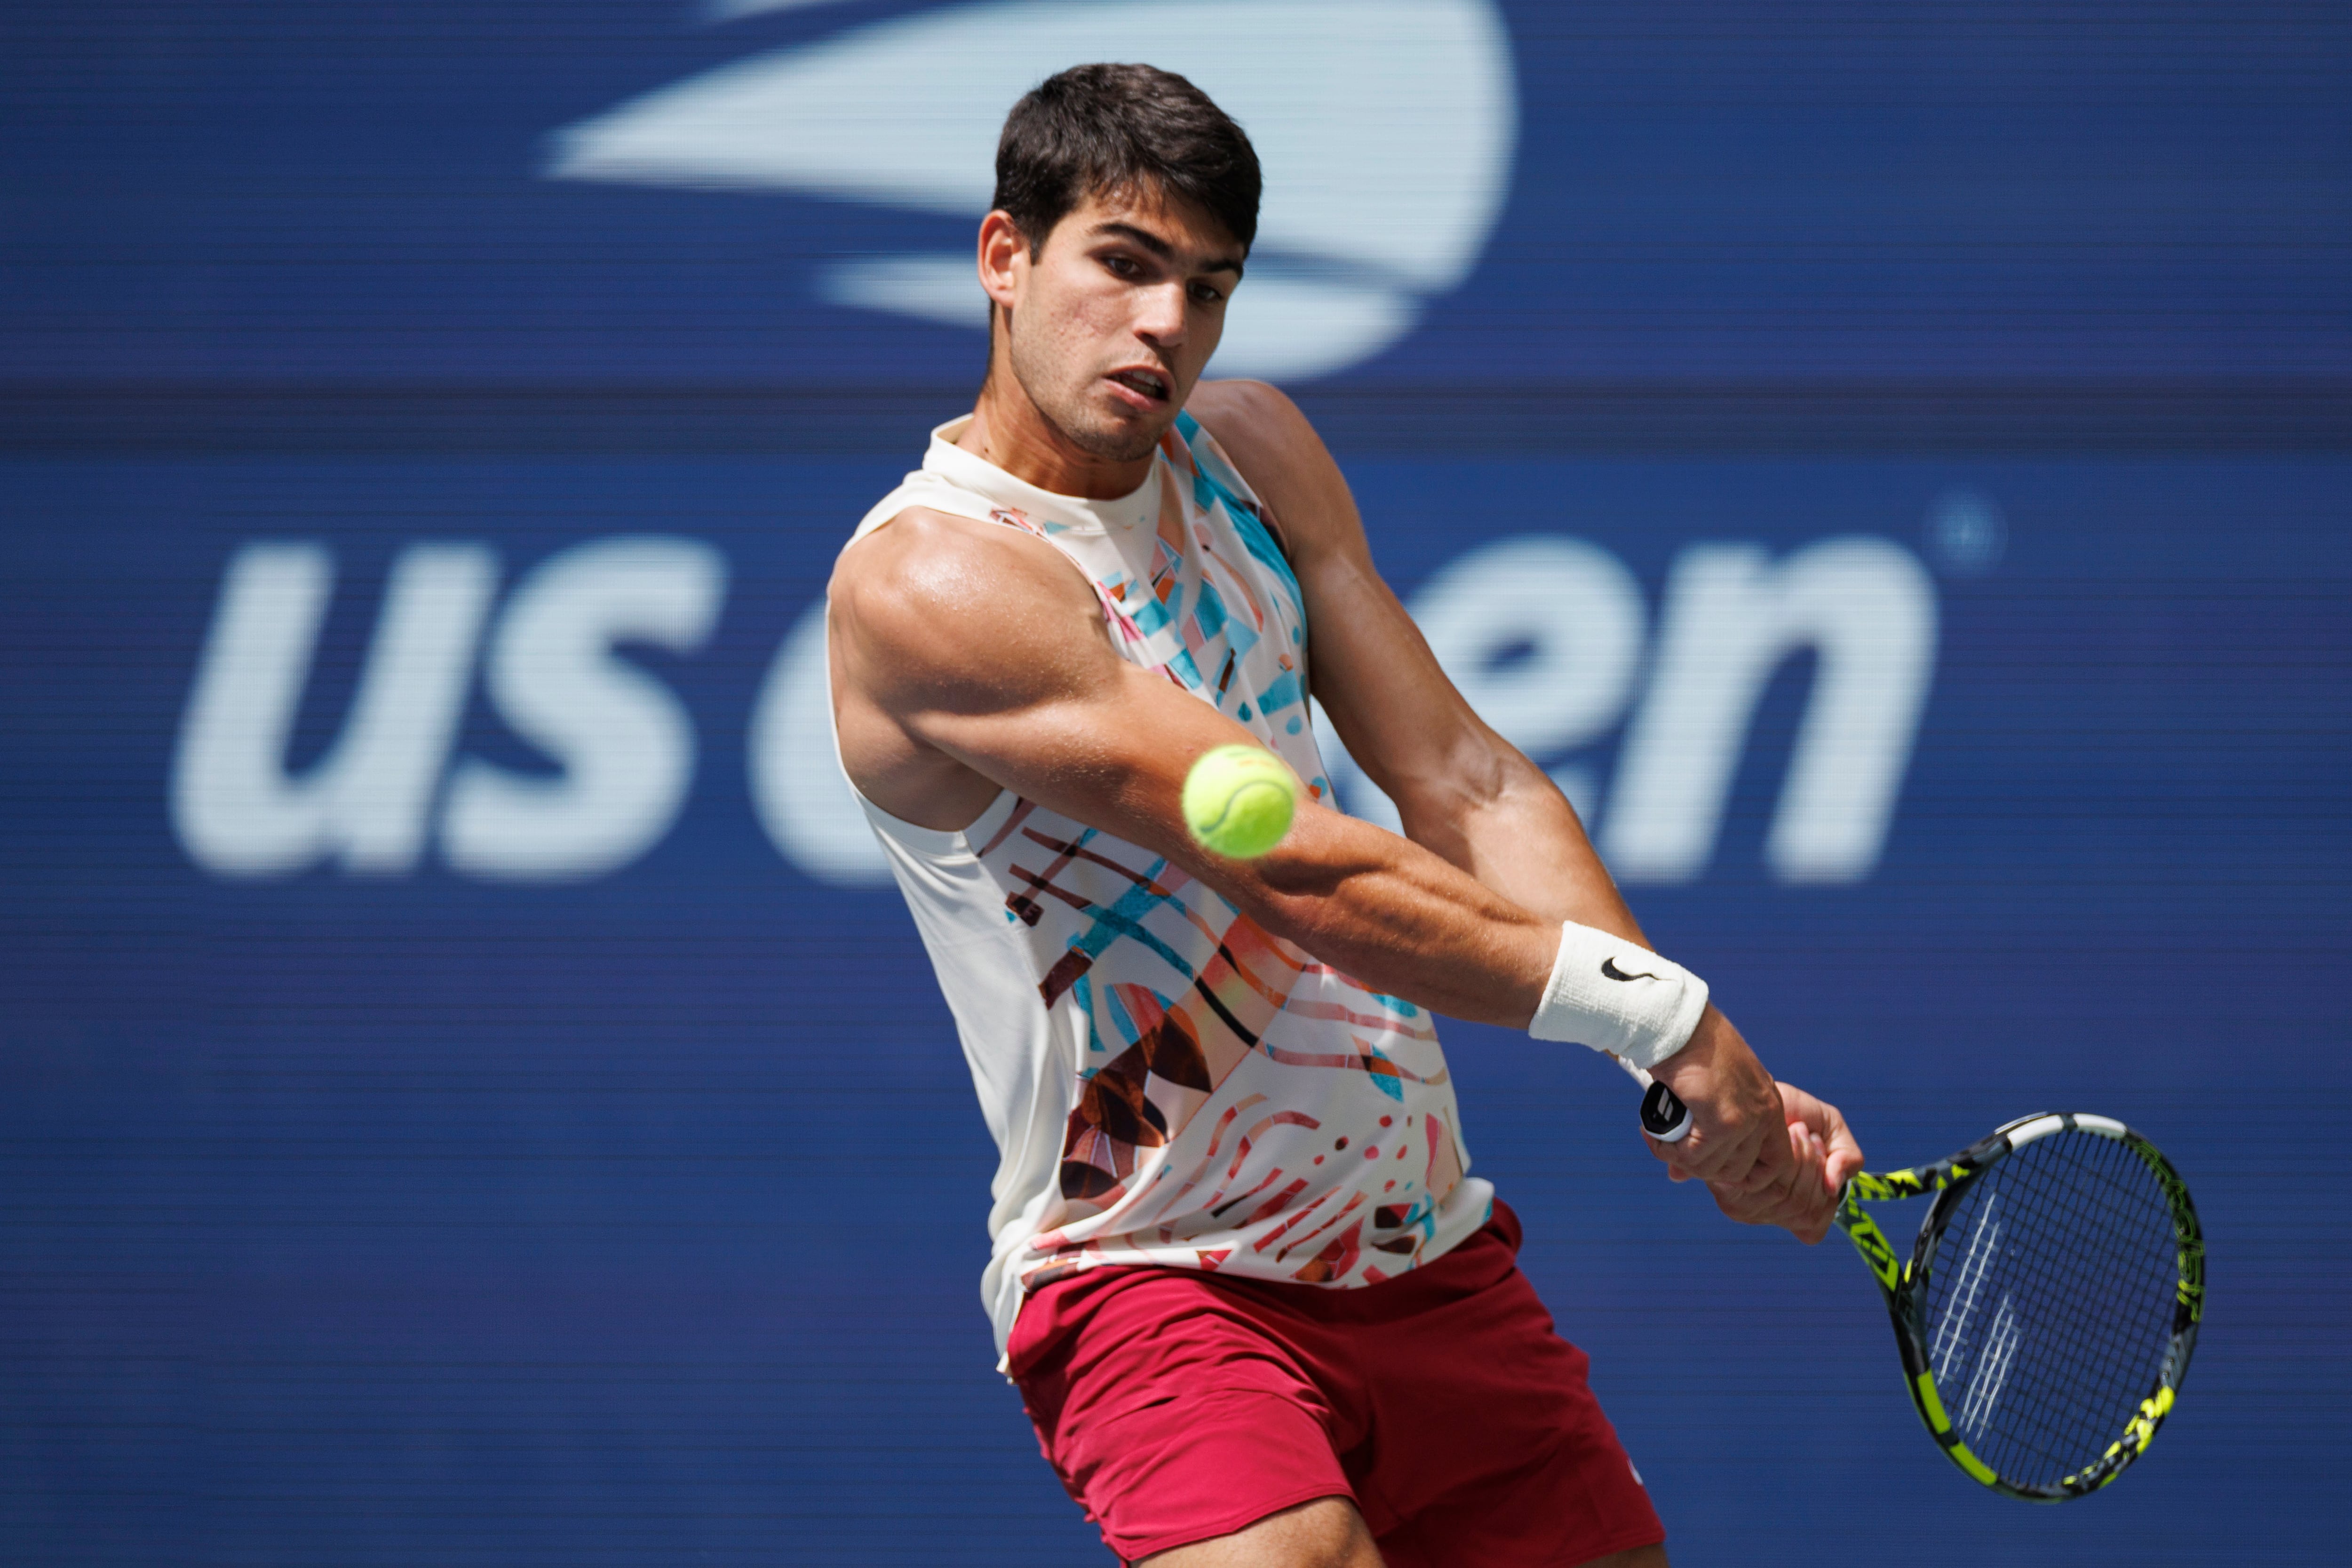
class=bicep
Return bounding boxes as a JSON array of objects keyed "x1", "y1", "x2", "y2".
[
  {"x1": 834, "y1": 501, "x2": 1575, "y2": 1020},
  {"x1": 832, "y1": 513, "x2": 1274, "y2": 872},
  {"x1": 1297, "y1": 541, "x2": 1510, "y2": 813},
  {"x1": 1189, "y1": 383, "x2": 1514, "y2": 817},
  {"x1": 917, "y1": 644, "x2": 1261, "y2": 864},
  {"x1": 1182, "y1": 383, "x2": 1652, "y2": 939}
]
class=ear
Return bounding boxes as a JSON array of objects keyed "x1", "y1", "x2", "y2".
[{"x1": 977, "y1": 211, "x2": 1026, "y2": 316}]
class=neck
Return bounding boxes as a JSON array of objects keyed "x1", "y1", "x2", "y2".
[{"x1": 959, "y1": 354, "x2": 1159, "y2": 500}]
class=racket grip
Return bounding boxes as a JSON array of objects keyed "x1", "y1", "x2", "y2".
[
  {"x1": 1640, "y1": 1080, "x2": 1693, "y2": 1142},
  {"x1": 1614, "y1": 1057, "x2": 1693, "y2": 1143}
]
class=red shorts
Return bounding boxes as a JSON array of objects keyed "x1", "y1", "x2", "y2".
[{"x1": 1007, "y1": 1201, "x2": 1664, "y2": 1566}]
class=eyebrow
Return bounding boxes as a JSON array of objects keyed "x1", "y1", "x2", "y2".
[{"x1": 1091, "y1": 220, "x2": 1246, "y2": 279}]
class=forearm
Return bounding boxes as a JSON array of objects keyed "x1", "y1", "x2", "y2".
[
  {"x1": 1198, "y1": 755, "x2": 1840, "y2": 1230},
  {"x1": 1396, "y1": 739, "x2": 1647, "y2": 946},
  {"x1": 1217, "y1": 799, "x2": 1562, "y2": 1029}
]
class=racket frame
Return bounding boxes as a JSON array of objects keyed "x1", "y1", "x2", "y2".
[{"x1": 1833, "y1": 1111, "x2": 2205, "y2": 1502}]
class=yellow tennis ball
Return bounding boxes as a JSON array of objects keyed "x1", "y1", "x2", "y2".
[{"x1": 1182, "y1": 744, "x2": 1299, "y2": 860}]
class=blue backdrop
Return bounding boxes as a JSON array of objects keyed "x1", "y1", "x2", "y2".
[{"x1": 3, "y1": 3, "x2": 2348, "y2": 1564}]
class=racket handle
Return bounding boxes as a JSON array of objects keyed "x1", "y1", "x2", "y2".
[
  {"x1": 1640, "y1": 1080, "x2": 1693, "y2": 1142},
  {"x1": 1614, "y1": 1057, "x2": 1693, "y2": 1143}
]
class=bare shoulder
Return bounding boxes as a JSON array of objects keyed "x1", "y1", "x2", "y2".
[
  {"x1": 828, "y1": 506, "x2": 1109, "y2": 709},
  {"x1": 1185, "y1": 378, "x2": 1322, "y2": 477},
  {"x1": 1187, "y1": 376, "x2": 1306, "y2": 426},
  {"x1": 1186, "y1": 379, "x2": 1360, "y2": 559}
]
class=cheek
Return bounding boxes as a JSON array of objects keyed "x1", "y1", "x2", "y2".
[
  {"x1": 1187, "y1": 304, "x2": 1226, "y2": 358},
  {"x1": 1050, "y1": 297, "x2": 1154, "y2": 386},
  {"x1": 1080, "y1": 287, "x2": 1149, "y2": 342},
  {"x1": 1025, "y1": 280, "x2": 1120, "y2": 355}
]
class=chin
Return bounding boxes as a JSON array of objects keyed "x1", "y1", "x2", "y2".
[
  {"x1": 1064, "y1": 406, "x2": 1171, "y2": 464},
  {"x1": 1089, "y1": 426, "x2": 1167, "y2": 464}
]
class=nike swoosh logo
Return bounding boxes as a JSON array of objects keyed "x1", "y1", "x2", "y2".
[{"x1": 1601, "y1": 957, "x2": 1664, "y2": 983}]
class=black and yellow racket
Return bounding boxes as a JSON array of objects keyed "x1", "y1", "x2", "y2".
[{"x1": 1633, "y1": 1075, "x2": 2204, "y2": 1500}]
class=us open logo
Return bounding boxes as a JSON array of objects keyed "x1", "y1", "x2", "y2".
[
  {"x1": 165, "y1": 1, "x2": 1944, "y2": 891},
  {"x1": 760, "y1": 534, "x2": 1939, "y2": 888},
  {"x1": 544, "y1": 0, "x2": 1520, "y2": 381},
  {"x1": 174, "y1": 533, "x2": 1939, "y2": 890}
]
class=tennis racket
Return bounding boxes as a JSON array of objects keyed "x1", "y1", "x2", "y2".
[{"x1": 1625, "y1": 1064, "x2": 2204, "y2": 1500}]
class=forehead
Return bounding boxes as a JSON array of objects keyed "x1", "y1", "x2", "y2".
[{"x1": 1047, "y1": 183, "x2": 1245, "y2": 266}]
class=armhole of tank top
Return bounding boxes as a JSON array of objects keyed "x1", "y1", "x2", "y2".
[
  {"x1": 818, "y1": 585, "x2": 1016, "y2": 866},
  {"x1": 1175, "y1": 408, "x2": 1298, "y2": 564}
]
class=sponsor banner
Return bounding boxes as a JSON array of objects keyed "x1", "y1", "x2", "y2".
[
  {"x1": 6, "y1": 448, "x2": 2347, "y2": 1563},
  {"x1": 5, "y1": 1, "x2": 2343, "y2": 390},
  {"x1": 173, "y1": 523, "x2": 1935, "y2": 891},
  {"x1": 8, "y1": 448, "x2": 2340, "y2": 995},
  {"x1": 8, "y1": 441, "x2": 2352, "y2": 1564}
]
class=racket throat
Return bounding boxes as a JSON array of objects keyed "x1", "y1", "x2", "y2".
[{"x1": 1835, "y1": 1197, "x2": 1906, "y2": 1297}]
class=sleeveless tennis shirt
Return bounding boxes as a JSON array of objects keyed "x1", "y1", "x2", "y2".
[{"x1": 834, "y1": 414, "x2": 1493, "y2": 1359}]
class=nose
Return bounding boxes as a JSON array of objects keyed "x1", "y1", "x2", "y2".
[{"x1": 1134, "y1": 280, "x2": 1188, "y2": 350}]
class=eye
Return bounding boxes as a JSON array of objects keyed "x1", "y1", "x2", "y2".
[
  {"x1": 1190, "y1": 281, "x2": 1226, "y2": 305},
  {"x1": 1102, "y1": 254, "x2": 1140, "y2": 279}
]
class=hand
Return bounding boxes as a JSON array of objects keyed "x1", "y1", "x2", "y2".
[
  {"x1": 1701, "y1": 1082, "x2": 1865, "y2": 1244},
  {"x1": 1643, "y1": 1006, "x2": 1786, "y2": 1189}
]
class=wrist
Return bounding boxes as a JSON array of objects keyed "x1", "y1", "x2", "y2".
[
  {"x1": 1648, "y1": 1006, "x2": 1725, "y2": 1089},
  {"x1": 1526, "y1": 921, "x2": 1709, "y2": 1069}
]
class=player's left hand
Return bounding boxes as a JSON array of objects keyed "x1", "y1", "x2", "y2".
[{"x1": 1687, "y1": 1082, "x2": 1863, "y2": 1244}]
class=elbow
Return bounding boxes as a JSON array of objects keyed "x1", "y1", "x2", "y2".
[{"x1": 1386, "y1": 732, "x2": 1547, "y2": 836}]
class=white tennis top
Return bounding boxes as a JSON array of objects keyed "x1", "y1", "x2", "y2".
[{"x1": 833, "y1": 413, "x2": 1492, "y2": 1360}]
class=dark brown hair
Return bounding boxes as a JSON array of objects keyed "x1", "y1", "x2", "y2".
[{"x1": 992, "y1": 63, "x2": 1261, "y2": 254}]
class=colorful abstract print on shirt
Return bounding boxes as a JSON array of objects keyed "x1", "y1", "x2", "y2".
[{"x1": 978, "y1": 416, "x2": 1475, "y2": 1293}]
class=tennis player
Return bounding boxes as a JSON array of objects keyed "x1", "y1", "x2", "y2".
[{"x1": 827, "y1": 64, "x2": 1865, "y2": 1568}]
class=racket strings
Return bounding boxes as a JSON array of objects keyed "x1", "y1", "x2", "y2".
[
  {"x1": 1919, "y1": 1130, "x2": 2178, "y2": 1490},
  {"x1": 1961, "y1": 1144, "x2": 2175, "y2": 1479}
]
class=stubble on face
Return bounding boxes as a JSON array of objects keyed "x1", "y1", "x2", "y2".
[
  {"x1": 999, "y1": 186, "x2": 1243, "y2": 467},
  {"x1": 1008, "y1": 320, "x2": 1163, "y2": 463}
]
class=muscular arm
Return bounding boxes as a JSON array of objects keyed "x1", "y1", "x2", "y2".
[
  {"x1": 834, "y1": 500, "x2": 1830, "y2": 1230},
  {"x1": 830, "y1": 462, "x2": 1856, "y2": 1232},
  {"x1": 1188, "y1": 382, "x2": 1862, "y2": 1237},
  {"x1": 1187, "y1": 381, "x2": 1624, "y2": 931},
  {"x1": 831, "y1": 508, "x2": 1561, "y2": 1030}
]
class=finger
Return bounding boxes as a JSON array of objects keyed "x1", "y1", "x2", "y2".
[
  {"x1": 1708, "y1": 1107, "x2": 1785, "y2": 1188},
  {"x1": 1773, "y1": 1084, "x2": 1863, "y2": 1205},
  {"x1": 1647, "y1": 1136, "x2": 1695, "y2": 1182},
  {"x1": 1706, "y1": 1177, "x2": 1807, "y2": 1232},
  {"x1": 1821, "y1": 1109, "x2": 1866, "y2": 1190},
  {"x1": 1706, "y1": 1180, "x2": 1764, "y2": 1226},
  {"x1": 1709, "y1": 1138, "x2": 1843, "y2": 1237},
  {"x1": 1797, "y1": 1133, "x2": 1835, "y2": 1232},
  {"x1": 1817, "y1": 1137, "x2": 1854, "y2": 1194},
  {"x1": 1744, "y1": 1126, "x2": 1819, "y2": 1226},
  {"x1": 1790, "y1": 1088, "x2": 1862, "y2": 1172},
  {"x1": 1732, "y1": 1127, "x2": 1831, "y2": 1239},
  {"x1": 1777, "y1": 1081, "x2": 1825, "y2": 1129},
  {"x1": 1729, "y1": 1123, "x2": 1802, "y2": 1197},
  {"x1": 1790, "y1": 1121, "x2": 1825, "y2": 1192},
  {"x1": 1648, "y1": 1135, "x2": 1699, "y2": 1183},
  {"x1": 1798, "y1": 1130, "x2": 1845, "y2": 1242}
]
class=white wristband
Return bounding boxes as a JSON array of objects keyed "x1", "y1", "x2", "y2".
[{"x1": 1527, "y1": 921, "x2": 1709, "y2": 1071}]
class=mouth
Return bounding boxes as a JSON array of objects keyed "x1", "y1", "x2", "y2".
[{"x1": 1105, "y1": 366, "x2": 1173, "y2": 408}]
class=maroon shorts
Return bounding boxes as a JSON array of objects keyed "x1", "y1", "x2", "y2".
[{"x1": 1006, "y1": 1201, "x2": 1664, "y2": 1566}]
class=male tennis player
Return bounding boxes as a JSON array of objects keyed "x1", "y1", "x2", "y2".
[{"x1": 827, "y1": 64, "x2": 1864, "y2": 1568}]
